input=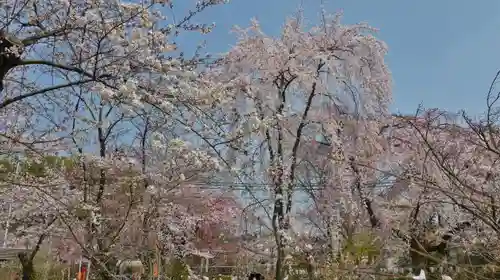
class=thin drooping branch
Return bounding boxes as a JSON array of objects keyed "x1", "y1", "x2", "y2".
[
  {"x1": 0, "y1": 79, "x2": 95, "y2": 109},
  {"x1": 95, "y1": 105, "x2": 107, "y2": 204},
  {"x1": 350, "y1": 157, "x2": 380, "y2": 229},
  {"x1": 286, "y1": 61, "x2": 324, "y2": 216}
]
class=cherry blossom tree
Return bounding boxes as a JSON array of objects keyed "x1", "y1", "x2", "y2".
[
  {"x1": 313, "y1": 108, "x2": 492, "y2": 277},
  {"x1": 0, "y1": 0, "x2": 228, "y2": 107},
  {"x1": 204, "y1": 10, "x2": 392, "y2": 280},
  {"x1": 136, "y1": 131, "x2": 236, "y2": 257},
  {"x1": 0, "y1": 156, "x2": 80, "y2": 280},
  {"x1": 0, "y1": 0, "x2": 243, "y2": 279},
  {"x1": 387, "y1": 104, "x2": 500, "y2": 275},
  {"x1": 0, "y1": 111, "x2": 239, "y2": 280},
  {"x1": 290, "y1": 110, "x2": 480, "y2": 277}
]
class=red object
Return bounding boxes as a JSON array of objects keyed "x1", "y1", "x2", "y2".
[
  {"x1": 153, "y1": 263, "x2": 159, "y2": 277},
  {"x1": 78, "y1": 265, "x2": 88, "y2": 280}
]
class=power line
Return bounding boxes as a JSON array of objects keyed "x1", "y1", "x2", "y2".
[{"x1": 177, "y1": 181, "x2": 395, "y2": 190}]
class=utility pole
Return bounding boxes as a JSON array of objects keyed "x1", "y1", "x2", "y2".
[
  {"x1": 3, "y1": 162, "x2": 19, "y2": 248},
  {"x1": 2, "y1": 203, "x2": 12, "y2": 248}
]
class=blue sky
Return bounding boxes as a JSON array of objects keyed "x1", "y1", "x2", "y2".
[{"x1": 173, "y1": 0, "x2": 500, "y2": 116}]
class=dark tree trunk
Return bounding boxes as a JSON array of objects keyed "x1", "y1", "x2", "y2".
[
  {"x1": 18, "y1": 253, "x2": 35, "y2": 280},
  {"x1": 409, "y1": 236, "x2": 428, "y2": 274},
  {"x1": 306, "y1": 256, "x2": 315, "y2": 280},
  {"x1": 0, "y1": 31, "x2": 23, "y2": 92}
]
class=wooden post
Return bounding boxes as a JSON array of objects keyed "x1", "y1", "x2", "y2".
[
  {"x1": 77, "y1": 258, "x2": 82, "y2": 280},
  {"x1": 153, "y1": 245, "x2": 160, "y2": 280},
  {"x1": 157, "y1": 246, "x2": 161, "y2": 280},
  {"x1": 85, "y1": 260, "x2": 91, "y2": 280}
]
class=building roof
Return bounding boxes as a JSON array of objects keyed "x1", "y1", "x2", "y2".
[
  {"x1": 0, "y1": 248, "x2": 30, "y2": 260},
  {"x1": 190, "y1": 250, "x2": 214, "y2": 259}
]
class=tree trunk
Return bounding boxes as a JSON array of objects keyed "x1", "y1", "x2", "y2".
[
  {"x1": 18, "y1": 253, "x2": 35, "y2": 280},
  {"x1": 274, "y1": 245, "x2": 285, "y2": 280},
  {"x1": 409, "y1": 237, "x2": 427, "y2": 274},
  {"x1": 0, "y1": 31, "x2": 23, "y2": 92},
  {"x1": 306, "y1": 256, "x2": 315, "y2": 280},
  {"x1": 273, "y1": 189, "x2": 286, "y2": 280}
]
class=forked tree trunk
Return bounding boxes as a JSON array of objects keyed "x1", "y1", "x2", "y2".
[{"x1": 18, "y1": 253, "x2": 35, "y2": 280}]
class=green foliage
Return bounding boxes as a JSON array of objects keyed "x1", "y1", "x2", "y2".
[
  {"x1": 165, "y1": 259, "x2": 191, "y2": 280},
  {"x1": 0, "y1": 250, "x2": 69, "y2": 280},
  {"x1": 282, "y1": 252, "x2": 314, "y2": 280},
  {"x1": 340, "y1": 232, "x2": 381, "y2": 266},
  {"x1": 0, "y1": 262, "x2": 19, "y2": 280},
  {"x1": 0, "y1": 155, "x2": 75, "y2": 178}
]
